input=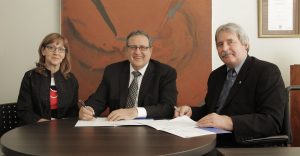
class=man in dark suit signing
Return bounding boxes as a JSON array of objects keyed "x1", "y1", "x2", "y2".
[
  {"x1": 79, "y1": 30, "x2": 177, "y2": 121},
  {"x1": 174, "y1": 23, "x2": 286, "y2": 146}
]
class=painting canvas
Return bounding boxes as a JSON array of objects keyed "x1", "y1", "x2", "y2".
[{"x1": 62, "y1": 0, "x2": 212, "y2": 112}]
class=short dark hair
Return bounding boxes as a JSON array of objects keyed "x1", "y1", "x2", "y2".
[{"x1": 126, "y1": 30, "x2": 153, "y2": 47}]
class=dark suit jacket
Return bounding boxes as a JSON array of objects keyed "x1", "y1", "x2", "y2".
[
  {"x1": 17, "y1": 69, "x2": 79, "y2": 125},
  {"x1": 86, "y1": 59, "x2": 178, "y2": 119},
  {"x1": 191, "y1": 56, "x2": 286, "y2": 146}
]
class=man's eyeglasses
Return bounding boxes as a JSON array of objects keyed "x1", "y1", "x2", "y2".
[
  {"x1": 127, "y1": 45, "x2": 150, "y2": 52},
  {"x1": 45, "y1": 45, "x2": 66, "y2": 53}
]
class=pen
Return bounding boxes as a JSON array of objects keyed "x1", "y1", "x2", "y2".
[
  {"x1": 78, "y1": 99, "x2": 87, "y2": 107},
  {"x1": 78, "y1": 99, "x2": 95, "y2": 116},
  {"x1": 174, "y1": 106, "x2": 178, "y2": 110}
]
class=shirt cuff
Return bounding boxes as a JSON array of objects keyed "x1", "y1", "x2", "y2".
[{"x1": 136, "y1": 107, "x2": 147, "y2": 118}]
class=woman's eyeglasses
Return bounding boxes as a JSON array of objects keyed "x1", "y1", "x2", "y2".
[{"x1": 45, "y1": 45, "x2": 66, "y2": 53}]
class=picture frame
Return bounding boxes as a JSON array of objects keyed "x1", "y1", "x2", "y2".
[{"x1": 258, "y1": 0, "x2": 300, "y2": 38}]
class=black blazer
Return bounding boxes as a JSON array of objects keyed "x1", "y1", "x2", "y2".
[
  {"x1": 17, "y1": 69, "x2": 79, "y2": 125},
  {"x1": 191, "y1": 56, "x2": 286, "y2": 145},
  {"x1": 86, "y1": 59, "x2": 178, "y2": 119}
]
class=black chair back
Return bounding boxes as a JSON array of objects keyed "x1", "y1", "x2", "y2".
[
  {"x1": 0, "y1": 103, "x2": 19, "y2": 137},
  {"x1": 241, "y1": 85, "x2": 300, "y2": 147}
]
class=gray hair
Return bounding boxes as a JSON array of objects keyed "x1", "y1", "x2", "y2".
[
  {"x1": 126, "y1": 30, "x2": 153, "y2": 47},
  {"x1": 215, "y1": 23, "x2": 250, "y2": 52}
]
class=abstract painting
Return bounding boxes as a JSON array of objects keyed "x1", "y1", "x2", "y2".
[{"x1": 62, "y1": 0, "x2": 212, "y2": 113}]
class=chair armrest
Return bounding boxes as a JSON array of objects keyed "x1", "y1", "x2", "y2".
[{"x1": 241, "y1": 135, "x2": 289, "y2": 145}]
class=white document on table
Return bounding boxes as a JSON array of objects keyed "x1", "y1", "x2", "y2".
[
  {"x1": 137, "y1": 115, "x2": 215, "y2": 138},
  {"x1": 75, "y1": 116, "x2": 229, "y2": 138},
  {"x1": 136, "y1": 115, "x2": 196, "y2": 130},
  {"x1": 75, "y1": 117, "x2": 152, "y2": 127}
]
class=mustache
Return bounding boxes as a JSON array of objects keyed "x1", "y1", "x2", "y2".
[{"x1": 220, "y1": 51, "x2": 232, "y2": 57}]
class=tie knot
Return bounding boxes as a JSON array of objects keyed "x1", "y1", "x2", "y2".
[
  {"x1": 227, "y1": 69, "x2": 237, "y2": 79},
  {"x1": 132, "y1": 71, "x2": 141, "y2": 78}
]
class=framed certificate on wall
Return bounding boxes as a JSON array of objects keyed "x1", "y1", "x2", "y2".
[{"x1": 258, "y1": 0, "x2": 300, "y2": 37}]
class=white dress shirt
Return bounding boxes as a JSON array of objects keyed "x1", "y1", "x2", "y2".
[{"x1": 129, "y1": 63, "x2": 149, "y2": 118}]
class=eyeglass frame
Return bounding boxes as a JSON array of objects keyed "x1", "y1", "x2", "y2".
[
  {"x1": 45, "y1": 45, "x2": 67, "y2": 53},
  {"x1": 126, "y1": 45, "x2": 151, "y2": 52}
]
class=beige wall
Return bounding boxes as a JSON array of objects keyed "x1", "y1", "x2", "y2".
[
  {"x1": 0, "y1": 0, "x2": 60, "y2": 104},
  {"x1": 0, "y1": 0, "x2": 299, "y2": 104},
  {"x1": 212, "y1": 0, "x2": 300, "y2": 87}
]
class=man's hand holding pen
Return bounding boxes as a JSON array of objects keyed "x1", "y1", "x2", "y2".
[
  {"x1": 174, "y1": 105, "x2": 192, "y2": 118},
  {"x1": 78, "y1": 100, "x2": 96, "y2": 120}
]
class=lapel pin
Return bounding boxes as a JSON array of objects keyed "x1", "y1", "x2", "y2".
[{"x1": 239, "y1": 81, "x2": 242, "y2": 84}]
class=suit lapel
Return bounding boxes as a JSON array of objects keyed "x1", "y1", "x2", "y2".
[
  {"x1": 119, "y1": 62, "x2": 130, "y2": 108},
  {"x1": 222, "y1": 56, "x2": 252, "y2": 110},
  {"x1": 138, "y1": 61, "x2": 154, "y2": 107},
  {"x1": 210, "y1": 66, "x2": 227, "y2": 111}
]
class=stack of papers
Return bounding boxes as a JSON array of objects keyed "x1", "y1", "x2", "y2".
[{"x1": 75, "y1": 116, "x2": 231, "y2": 138}]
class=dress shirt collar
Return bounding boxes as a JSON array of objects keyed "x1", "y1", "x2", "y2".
[
  {"x1": 129, "y1": 63, "x2": 149, "y2": 76},
  {"x1": 227, "y1": 56, "x2": 247, "y2": 74}
]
